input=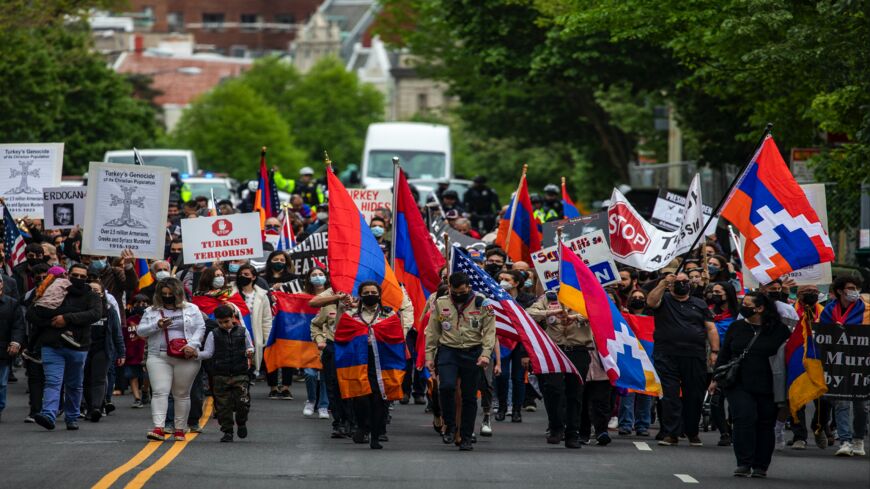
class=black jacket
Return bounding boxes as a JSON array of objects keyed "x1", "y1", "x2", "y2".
[
  {"x1": 208, "y1": 325, "x2": 250, "y2": 376},
  {"x1": 0, "y1": 294, "x2": 25, "y2": 362},
  {"x1": 463, "y1": 186, "x2": 501, "y2": 216},
  {"x1": 715, "y1": 318, "x2": 790, "y2": 395},
  {"x1": 27, "y1": 284, "x2": 102, "y2": 351}
]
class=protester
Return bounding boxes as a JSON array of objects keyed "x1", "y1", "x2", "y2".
[
  {"x1": 264, "y1": 251, "x2": 296, "y2": 289},
  {"x1": 301, "y1": 267, "x2": 329, "y2": 419},
  {"x1": 618, "y1": 288, "x2": 654, "y2": 437},
  {"x1": 494, "y1": 271, "x2": 532, "y2": 425},
  {"x1": 82, "y1": 281, "x2": 125, "y2": 422},
  {"x1": 125, "y1": 294, "x2": 150, "y2": 408},
  {"x1": 0, "y1": 277, "x2": 25, "y2": 422},
  {"x1": 708, "y1": 281, "x2": 739, "y2": 446},
  {"x1": 232, "y1": 264, "x2": 272, "y2": 379}
]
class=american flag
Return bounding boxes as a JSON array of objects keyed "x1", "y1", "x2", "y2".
[
  {"x1": 276, "y1": 208, "x2": 296, "y2": 251},
  {"x1": 2, "y1": 205, "x2": 26, "y2": 273},
  {"x1": 452, "y1": 247, "x2": 580, "y2": 377}
]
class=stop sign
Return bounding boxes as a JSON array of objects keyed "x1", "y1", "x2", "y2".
[
  {"x1": 212, "y1": 218, "x2": 233, "y2": 237},
  {"x1": 608, "y1": 202, "x2": 650, "y2": 258}
]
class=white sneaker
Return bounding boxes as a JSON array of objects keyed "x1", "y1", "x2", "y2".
[
  {"x1": 775, "y1": 425, "x2": 785, "y2": 450},
  {"x1": 480, "y1": 415, "x2": 493, "y2": 436},
  {"x1": 302, "y1": 402, "x2": 315, "y2": 417},
  {"x1": 318, "y1": 408, "x2": 329, "y2": 419},
  {"x1": 608, "y1": 416, "x2": 619, "y2": 430},
  {"x1": 852, "y1": 439, "x2": 866, "y2": 456},
  {"x1": 835, "y1": 441, "x2": 853, "y2": 456}
]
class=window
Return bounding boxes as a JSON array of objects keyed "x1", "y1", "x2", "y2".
[
  {"x1": 417, "y1": 93, "x2": 429, "y2": 112},
  {"x1": 240, "y1": 13, "x2": 258, "y2": 32},
  {"x1": 230, "y1": 45, "x2": 248, "y2": 58},
  {"x1": 167, "y1": 12, "x2": 183, "y2": 32},
  {"x1": 275, "y1": 13, "x2": 295, "y2": 25},
  {"x1": 202, "y1": 13, "x2": 224, "y2": 30}
]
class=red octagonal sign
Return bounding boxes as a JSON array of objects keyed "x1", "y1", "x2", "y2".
[
  {"x1": 212, "y1": 218, "x2": 233, "y2": 237},
  {"x1": 608, "y1": 202, "x2": 650, "y2": 258}
]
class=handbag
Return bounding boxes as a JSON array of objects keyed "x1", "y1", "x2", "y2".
[
  {"x1": 713, "y1": 329, "x2": 760, "y2": 389},
  {"x1": 160, "y1": 310, "x2": 188, "y2": 359}
]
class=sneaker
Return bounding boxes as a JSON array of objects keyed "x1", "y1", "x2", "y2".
[
  {"x1": 751, "y1": 468, "x2": 767, "y2": 479},
  {"x1": 618, "y1": 428, "x2": 632, "y2": 436},
  {"x1": 459, "y1": 438, "x2": 474, "y2": 451},
  {"x1": 607, "y1": 417, "x2": 618, "y2": 430},
  {"x1": 104, "y1": 402, "x2": 116, "y2": 415},
  {"x1": 220, "y1": 432, "x2": 233, "y2": 443},
  {"x1": 318, "y1": 408, "x2": 329, "y2": 419},
  {"x1": 188, "y1": 424, "x2": 203, "y2": 434},
  {"x1": 636, "y1": 430, "x2": 650, "y2": 437},
  {"x1": 24, "y1": 415, "x2": 35, "y2": 423},
  {"x1": 21, "y1": 350, "x2": 42, "y2": 364},
  {"x1": 237, "y1": 425, "x2": 247, "y2": 439},
  {"x1": 302, "y1": 402, "x2": 315, "y2": 417},
  {"x1": 792, "y1": 440, "x2": 807, "y2": 450},
  {"x1": 658, "y1": 436, "x2": 679, "y2": 446},
  {"x1": 814, "y1": 430, "x2": 829, "y2": 449},
  {"x1": 835, "y1": 441, "x2": 853, "y2": 456},
  {"x1": 88, "y1": 409, "x2": 102, "y2": 422},
  {"x1": 733, "y1": 466, "x2": 752, "y2": 477},
  {"x1": 60, "y1": 332, "x2": 81, "y2": 348},
  {"x1": 400, "y1": 393, "x2": 410, "y2": 405},
  {"x1": 66, "y1": 422, "x2": 79, "y2": 430},
  {"x1": 775, "y1": 425, "x2": 785, "y2": 450},
  {"x1": 511, "y1": 410, "x2": 522, "y2": 423},
  {"x1": 523, "y1": 403, "x2": 537, "y2": 412},
  {"x1": 132, "y1": 399, "x2": 144, "y2": 409},
  {"x1": 851, "y1": 439, "x2": 865, "y2": 456},
  {"x1": 442, "y1": 432, "x2": 455, "y2": 445},
  {"x1": 173, "y1": 430, "x2": 186, "y2": 442},
  {"x1": 33, "y1": 413, "x2": 55, "y2": 431},
  {"x1": 688, "y1": 435, "x2": 703, "y2": 447},
  {"x1": 268, "y1": 389, "x2": 280, "y2": 400},
  {"x1": 565, "y1": 436, "x2": 582, "y2": 449},
  {"x1": 480, "y1": 415, "x2": 493, "y2": 437},
  {"x1": 413, "y1": 395, "x2": 426, "y2": 405},
  {"x1": 280, "y1": 389, "x2": 293, "y2": 400},
  {"x1": 596, "y1": 432, "x2": 612, "y2": 446},
  {"x1": 495, "y1": 411, "x2": 506, "y2": 422},
  {"x1": 147, "y1": 427, "x2": 165, "y2": 441}
]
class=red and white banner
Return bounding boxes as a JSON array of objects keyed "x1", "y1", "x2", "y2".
[{"x1": 181, "y1": 212, "x2": 264, "y2": 264}]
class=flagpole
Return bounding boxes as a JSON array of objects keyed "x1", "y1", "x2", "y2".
[
  {"x1": 675, "y1": 123, "x2": 773, "y2": 275},
  {"x1": 443, "y1": 232, "x2": 451, "y2": 270},
  {"x1": 503, "y1": 164, "x2": 528, "y2": 259},
  {"x1": 728, "y1": 224, "x2": 744, "y2": 264},
  {"x1": 389, "y1": 156, "x2": 400, "y2": 269}
]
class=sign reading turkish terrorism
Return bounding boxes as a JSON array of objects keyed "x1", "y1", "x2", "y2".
[{"x1": 181, "y1": 212, "x2": 264, "y2": 264}]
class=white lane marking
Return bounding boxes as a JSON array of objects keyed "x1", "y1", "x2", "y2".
[
  {"x1": 674, "y1": 474, "x2": 699, "y2": 483},
  {"x1": 634, "y1": 441, "x2": 652, "y2": 451}
]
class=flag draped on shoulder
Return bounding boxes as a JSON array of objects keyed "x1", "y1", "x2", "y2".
[
  {"x1": 561, "y1": 177, "x2": 581, "y2": 219},
  {"x1": 558, "y1": 243, "x2": 661, "y2": 395},
  {"x1": 393, "y1": 168, "x2": 446, "y2": 327},
  {"x1": 495, "y1": 172, "x2": 541, "y2": 263},
  {"x1": 720, "y1": 136, "x2": 834, "y2": 284},
  {"x1": 263, "y1": 292, "x2": 322, "y2": 371},
  {"x1": 333, "y1": 313, "x2": 406, "y2": 400},
  {"x1": 326, "y1": 166, "x2": 404, "y2": 310},
  {"x1": 785, "y1": 307, "x2": 827, "y2": 417},
  {"x1": 253, "y1": 148, "x2": 279, "y2": 230},
  {"x1": 452, "y1": 247, "x2": 579, "y2": 377}
]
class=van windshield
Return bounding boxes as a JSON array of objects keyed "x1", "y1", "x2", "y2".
[
  {"x1": 106, "y1": 155, "x2": 189, "y2": 173},
  {"x1": 367, "y1": 150, "x2": 446, "y2": 179}
]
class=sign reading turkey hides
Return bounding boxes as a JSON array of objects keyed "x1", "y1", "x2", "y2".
[
  {"x1": 182, "y1": 212, "x2": 263, "y2": 264},
  {"x1": 82, "y1": 162, "x2": 170, "y2": 259},
  {"x1": 0, "y1": 143, "x2": 64, "y2": 219}
]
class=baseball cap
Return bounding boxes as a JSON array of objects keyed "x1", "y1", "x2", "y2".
[{"x1": 300, "y1": 167, "x2": 314, "y2": 176}]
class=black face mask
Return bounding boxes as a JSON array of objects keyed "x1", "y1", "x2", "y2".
[
  {"x1": 739, "y1": 306, "x2": 757, "y2": 319},
  {"x1": 484, "y1": 263, "x2": 502, "y2": 276},
  {"x1": 451, "y1": 292, "x2": 471, "y2": 304},
  {"x1": 629, "y1": 298, "x2": 646, "y2": 311},
  {"x1": 27, "y1": 257, "x2": 42, "y2": 268},
  {"x1": 361, "y1": 295, "x2": 380, "y2": 307},
  {"x1": 168, "y1": 252, "x2": 181, "y2": 262},
  {"x1": 708, "y1": 295, "x2": 725, "y2": 307},
  {"x1": 131, "y1": 306, "x2": 146, "y2": 316},
  {"x1": 270, "y1": 261, "x2": 286, "y2": 271},
  {"x1": 236, "y1": 276, "x2": 253, "y2": 288},
  {"x1": 801, "y1": 292, "x2": 819, "y2": 306},
  {"x1": 70, "y1": 277, "x2": 88, "y2": 290},
  {"x1": 672, "y1": 281, "x2": 691, "y2": 296},
  {"x1": 768, "y1": 291, "x2": 788, "y2": 303},
  {"x1": 161, "y1": 295, "x2": 176, "y2": 306}
]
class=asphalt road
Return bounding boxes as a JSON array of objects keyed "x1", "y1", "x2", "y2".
[{"x1": 1, "y1": 370, "x2": 868, "y2": 489}]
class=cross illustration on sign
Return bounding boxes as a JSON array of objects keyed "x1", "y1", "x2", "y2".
[
  {"x1": 6, "y1": 161, "x2": 40, "y2": 195},
  {"x1": 104, "y1": 185, "x2": 147, "y2": 228}
]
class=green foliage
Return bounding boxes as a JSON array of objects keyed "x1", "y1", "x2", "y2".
[
  {"x1": 171, "y1": 81, "x2": 305, "y2": 178},
  {"x1": 0, "y1": 24, "x2": 161, "y2": 174}
]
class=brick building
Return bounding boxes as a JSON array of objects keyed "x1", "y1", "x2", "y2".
[{"x1": 126, "y1": 0, "x2": 321, "y2": 56}]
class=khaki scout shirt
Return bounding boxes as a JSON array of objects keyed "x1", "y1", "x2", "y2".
[
  {"x1": 425, "y1": 293, "x2": 496, "y2": 362},
  {"x1": 398, "y1": 286, "x2": 414, "y2": 336},
  {"x1": 310, "y1": 288, "x2": 339, "y2": 343},
  {"x1": 526, "y1": 295, "x2": 593, "y2": 347}
]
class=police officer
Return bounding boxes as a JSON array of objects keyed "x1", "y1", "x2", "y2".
[
  {"x1": 425, "y1": 272, "x2": 496, "y2": 451},
  {"x1": 527, "y1": 290, "x2": 593, "y2": 449}
]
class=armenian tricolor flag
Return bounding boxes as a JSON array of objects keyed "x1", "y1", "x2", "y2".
[
  {"x1": 263, "y1": 292, "x2": 322, "y2": 371},
  {"x1": 334, "y1": 313, "x2": 406, "y2": 400},
  {"x1": 561, "y1": 176, "x2": 581, "y2": 219},
  {"x1": 495, "y1": 169, "x2": 541, "y2": 263},
  {"x1": 253, "y1": 147, "x2": 280, "y2": 230},
  {"x1": 326, "y1": 166, "x2": 404, "y2": 310},
  {"x1": 191, "y1": 293, "x2": 252, "y2": 337},
  {"x1": 786, "y1": 307, "x2": 827, "y2": 417},
  {"x1": 135, "y1": 258, "x2": 153, "y2": 292}
]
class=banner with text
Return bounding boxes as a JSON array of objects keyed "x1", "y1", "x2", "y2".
[
  {"x1": 288, "y1": 229, "x2": 329, "y2": 275},
  {"x1": 182, "y1": 212, "x2": 263, "y2": 264},
  {"x1": 0, "y1": 143, "x2": 63, "y2": 219},
  {"x1": 43, "y1": 186, "x2": 85, "y2": 230},
  {"x1": 650, "y1": 188, "x2": 717, "y2": 235},
  {"x1": 83, "y1": 162, "x2": 170, "y2": 259},
  {"x1": 542, "y1": 213, "x2": 609, "y2": 248},
  {"x1": 532, "y1": 230, "x2": 619, "y2": 290},
  {"x1": 813, "y1": 323, "x2": 870, "y2": 400},
  {"x1": 348, "y1": 188, "x2": 392, "y2": 224}
]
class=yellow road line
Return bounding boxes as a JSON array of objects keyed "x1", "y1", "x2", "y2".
[
  {"x1": 91, "y1": 442, "x2": 163, "y2": 489},
  {"x1": 123, "y1": 397, "x2": 214, "y2": 489}
]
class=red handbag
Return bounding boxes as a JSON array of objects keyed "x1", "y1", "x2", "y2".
[{"x1": 160, "y1": 310, "x2": 188, "y2": 358}]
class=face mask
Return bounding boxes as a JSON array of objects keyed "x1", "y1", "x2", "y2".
[
  {"x1": 524, "y1": 279, "x2": 533, "y2": 289},
  {"x1": 707, "y1": 265, "x2": 720, "y2": 276},
  {"x1": 91, "y1": 259, "x2": 107, "y2": 271},
  {"x1": 708, "y1": 295, "x2": 725, "y2": 307},
  {"x1": 801, "y1": 292, "x2": 819, "y2": 306},
  {"x1": 317, "y1": 212, "x2": 328, "y2": 221},
  {"x1": 265, "y1": 225, "x2": 279, "y2": 232},
  {"x1": 451, "y1": 292, "x2": 471, "y2": 304},
  {"x1": 270, "y1": 261, "x2": 286, "y2": 272},
  {"x1": 672, "y1": 281, "x2": 690, "y2": 296},
  {"x1": 155, "y1": 270, "x2": 171, "y2": 281},
  {"x1": 310, "y1": 275, "x2": 326, "y2": 286},
  {"x1": 70, "y1": 277, "x2": 88, "y2": 290},
  {"x1": 499, "y1": 280, "x2": 514, "y2": 291},
  {"x1": 484, "y1": 263, "x2": 502, "y2": 276},
  {"x1": 370, "y1": 226, "x2": 385, "y2": 238},
  {"x1": 844, "y1": 290, "x2": 861, "y2": 304},
  {"x1": 739, "y1": 306, "x2": 757, "y2": 319},
  {"x1": 228, "y1": 263, "x2": 241, "y2": 273},
  {"x1": 361, "y1": 295, "x2": 380, "y2": 307},
  {"x1": 212, "y1": 276, "x2": 225, "y2": 288},
  {"x1": 236, "y1": 276, "x2": 253, "y2": 288},
  {"x1": 162, "y1": 295, "x2": 176, "y2": 306},
  {"x1": 27, "y1": 257, "x2": 42, "y2": 267},
  {"x1": 629, "y1": 298, "x2": 646, "y2": 311},
  {"x1": 169, "y1": 252, "x2": 181, "y2": 262},
  {"x1": 131, "y1": 306, "x2": 146, "y2": 316}
]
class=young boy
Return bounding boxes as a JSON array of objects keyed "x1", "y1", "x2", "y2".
[
  {"x1": 125, "y1": 294, "x2": 150, "y2": 408},
  {"x1": 200, "y1": 304, "x2": 254, "y2": 442}
]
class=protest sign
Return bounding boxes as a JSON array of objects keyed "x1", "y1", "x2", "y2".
[
  {"x1": 650, "y1": 189, "x2": 717, "y2": 235},
  {"x1": 531, "y1": 230, "x2": 619, "y2": 290},
  {"x1": 542, "y1": 213, "x2": 609, "y2": 248},
  {"x1": 82, "y1": 162, "x2": 170, "y2": 259},
  {"x1": 182, "y1": 212, "x2": 263, "y2": 264},
  {"x1": 0, "y1": 143, "x2": 63, "y2": 219},
  {"x1": 43, "y1": 186, "x2": 85, "y2": 230},
  {"x1": 348, "y1": 188, "x2": 392, "y2": 224},
  {"x1": 288, "y1": 229, "x2": 329, "y2": 275},
  {"x1": 607, "y1": 174, "x2": 705, "y2": 271},
  {"x1": 813, "y1": 323, "x2": 870, "y2": 400}
]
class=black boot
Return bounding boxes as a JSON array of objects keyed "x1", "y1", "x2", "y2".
[{"x1": 511, "y1": 409, "x2": 522, "y2": 423}]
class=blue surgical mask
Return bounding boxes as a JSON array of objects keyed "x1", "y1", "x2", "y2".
[
  {"x1": 371, "y1": 226, "x2": 385, "y2": 238},
  {"x1": 310, "y1": 275, "x2": 327, "y2": 286},
  {"x1": 228, "y1": 263, "x2": 241, "y2": 273},
  {"x1": 707, "y1": 265, "x2": 720, "y2": 276},
  {"x1": 92, "y1": 259, "x2": 107, "y2": 271},
  {"x1": 524, "y1": 279, "x2": 533, "y2": 289}
]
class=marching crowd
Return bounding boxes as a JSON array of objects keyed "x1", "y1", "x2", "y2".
[{"x1": 0, "y1": 166, "x2": 868, "y2": 479}]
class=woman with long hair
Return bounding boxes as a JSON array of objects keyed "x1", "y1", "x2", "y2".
[
  {"x1": 264, "y1": 251, "x2": 296, "y2": 289},
  {"x1": 232, "y1": 264, "x2": 272, "y2": 382},
  {"x1": 82, "y1": 281, "x2": 125, "y2": 422},
  {"x1": 300, "y1": 267, "x2": 330, "y2": 418},
  {"x1": 707, "y1": 281, "x2": 739, "y2": 446}
]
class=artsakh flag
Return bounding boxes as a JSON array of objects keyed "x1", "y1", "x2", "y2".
[
  {"x1": 326, "y1": 166, "x2": 404, "y2": 310},
  {"x1": 191, "y1": 293, "x2": 252, "y2": 337},
  {"x1": 134, "y1": 258, "x2": 153, "y2": 292},
  {"x1": 263, "y1": 292, "x2": 322, "y2": 371},
  {"x1": 393, "y1": 168, "x2": 446, "y2": 330},
  {"x1": 334, "y1": 313, "x2": 406, "y2": 400},
  {"x1": 495, "y1": 173, "x2": 541, "y2": 263}
]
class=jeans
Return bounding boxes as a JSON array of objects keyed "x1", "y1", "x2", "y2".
[
  {"x1": 304, "y1": 368, "x2": 329, "y2": 409},
  {"x1": 618, "y1": 392, "x2": 653, "y2": 432},
  {"x1": 496, "y1": 349, "x2": 525, "y2": 413},
  {"x1": 834, "y1": 399, "x2": 869, "y2": 443},
  {"x1": 0, "y1": 361, "x2": 9, "y2": 412},
  {"x1": 41, "y1": 346, "x2": 88, "y2": 424}
]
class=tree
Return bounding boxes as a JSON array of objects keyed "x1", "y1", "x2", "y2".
[{"x1": 171, "y1": 80, "x2": 305, "y2": 178}]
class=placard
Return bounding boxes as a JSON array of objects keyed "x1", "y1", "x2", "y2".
[
  {"x1": 181, "y1": 212, "x2": 264, "y2": 264},
  {"x1": 650, "y1": 189, "x2": 717, "y2": 235},
  {"x1": 288, "y1": 229, "x2": 329, "y2": 275},
  {"x1": 531, "y1": 230, "x2": 619, "y2": 290},
  {"x1": 0, "y1": 143, "x2": 63, "y2": 219},
  {"x1": 813, "y1": 323, "x2": 870, "y2": 400},
  {"x1": 542, "y1": 213, "x2": 609, "y2": 248},
  {"x1": 82, "y1": 162, "x2": 170, "y2": 259},
  {"x1": 348, "y1": 188, "x2": 392, "y2": 224},
  {"x1": 43, "y1": 186, "x2": 86, "y2": 230}
]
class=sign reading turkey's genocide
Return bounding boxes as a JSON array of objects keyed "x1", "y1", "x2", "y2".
[{"x1": 0, "y1": 143, "x2": 63, "y2": 219}]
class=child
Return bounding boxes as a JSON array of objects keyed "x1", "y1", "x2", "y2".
[
  {"x1": 22, "y1": 266, "x2": 81, "y2": 361},
  {"x1": 200, "y1": 304, "x2": 254, "y2": 442},
  {"x1": 125, "y1": 294, "x2": 150, "y2": 408}
]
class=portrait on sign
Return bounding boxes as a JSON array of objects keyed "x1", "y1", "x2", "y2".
[{"x1": 43, "y1": 186, "x2": 86, "y2": 230}]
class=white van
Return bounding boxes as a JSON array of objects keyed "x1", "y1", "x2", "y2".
[
  {"x1": 103, "y1": 149, "x2": 198, "y2": 175},
  {"x1": 361, "y1": 122, "x2": 451, "y2": 188}
]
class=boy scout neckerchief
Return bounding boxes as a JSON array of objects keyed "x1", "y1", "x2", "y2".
[{"x1": 452, "y1": 296, "x2": 474, "y2": 322}]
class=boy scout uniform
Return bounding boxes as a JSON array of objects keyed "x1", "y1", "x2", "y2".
[
  {"x1": 425, "y1": 293, "x2": 495, "y2": 447},
  {"x1": 310, "y1": 288, "x2": 338, "y2": 344},
  {"x1": 309, "y1": 287, "x2": 351, "y2": 435}
]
